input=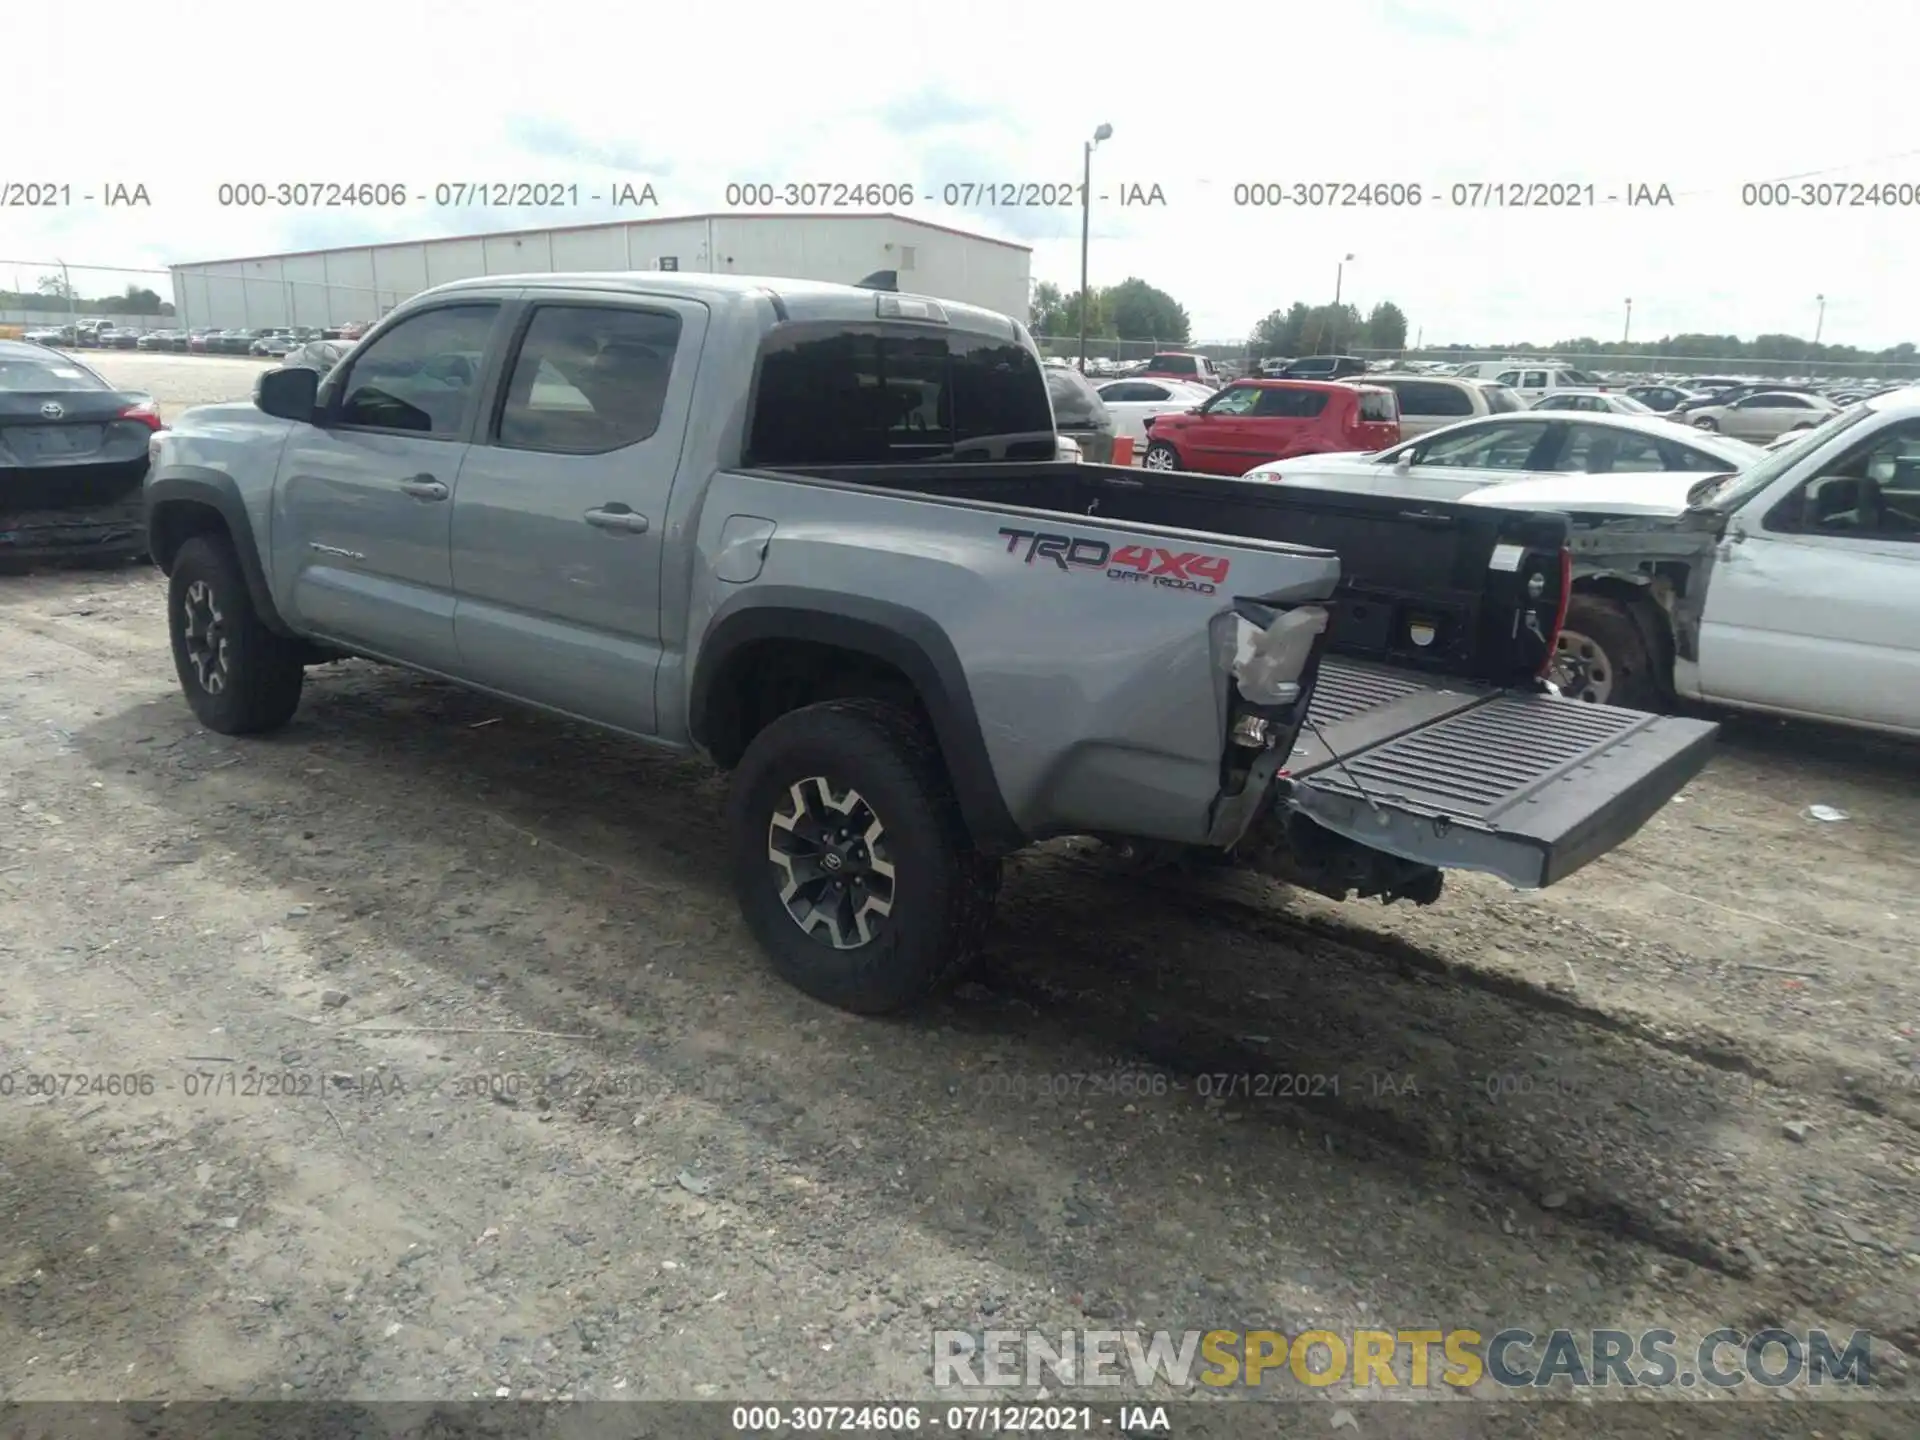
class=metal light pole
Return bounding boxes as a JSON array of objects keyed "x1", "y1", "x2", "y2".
[
  {"x1": 1623, "y1": 297, "x2": 1633, "y2": 345},
  {"x1": 1077, "y1": 122, "x2": 1113, "y2": 373},
  {"x1": 1813, "y1": 293, "x2": 1826, "y2": 345},
  {"x1": 1322, "y1": 254, "x2": 1354, "y2": 355}
]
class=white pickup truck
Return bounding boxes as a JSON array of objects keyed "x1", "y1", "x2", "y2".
[{"x1": 1462, "y1": 392, "x2": 1920, "y2": 735}]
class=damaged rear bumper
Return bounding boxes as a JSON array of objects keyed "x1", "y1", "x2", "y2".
[{"x1": 0, "y1": 499, "x2": 149, "y2": 563}]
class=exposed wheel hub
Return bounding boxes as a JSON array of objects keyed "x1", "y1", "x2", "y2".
[
  {"x1": 1550, "y1": 628, "x2": 1612, "y2": 704},
  {"x1": 768, "y1": 777, "x2": 896, "y2": 949},
  {"x1": 181, "y1": 580, "x2": 230, "y2": 694}
]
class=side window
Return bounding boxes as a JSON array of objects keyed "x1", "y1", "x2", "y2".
[
  {"x1": 1522, "y1": 370, "x2": 1550, "y2": 389},
  {"x1": 495, "y1": 305, "x2": 683, "y2": 453},
  {"x1": 1415, "y1": 420, "x2": 1549, "y2": 469},
  {"x1": 335, "y1": 305, "x2": 499, "y2": 435},
  {"x1": 1203, "y1": 385, "x2": 1262, "y2": 416},
  {"x1": 1480, "y1": 384, "x2": 1523, "y2": 413},
  {"x1": 1767, "y1": 419, "x2": 1920, "y2": 541},
  {"x1": 1252, "y1": 387, "x2": 1329, "y2": 418},
  {"x1": 1535, "y1": 395, "x2": 1571, "y2": 410},
  {"x1": 1140, "y1": 383, "x2": 1173, "y2": 401},
  {"x1": 1561, "y1": 424, "x2": 1670, "y2": 474},
  {"x1": 1495, "y1": 370, "x2": 1520, "y2": 386}
]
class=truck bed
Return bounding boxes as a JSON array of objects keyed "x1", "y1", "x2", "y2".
[
  {"x1": 771, "y1": 459, "x2": 1717, "y2": 889},
  {"x1": 782, "y1": 460, "x2": 1569, "y2": 688}
]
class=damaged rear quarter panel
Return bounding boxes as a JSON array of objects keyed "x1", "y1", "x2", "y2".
[
  {"x1": 686, "y1": 472, "x2": 1341, "y2": 846},
  {"x1": 1567, "y1": 508, "x2": 1725, "y2": 666}
]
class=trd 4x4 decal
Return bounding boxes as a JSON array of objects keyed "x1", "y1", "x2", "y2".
[{"x1": 998, "y1": 527, "x2": 1229, "y2": 595}]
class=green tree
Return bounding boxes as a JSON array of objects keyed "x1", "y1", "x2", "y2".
[
  {"x1": 1364, "y1": 301, "x2": 1408, "y2": 351},
  {"x1": 1249, "y1": 303, "x2": 1311, "y2": 359},
  {"x1": 1300, "y1": 302, "x2": 1362, "y2": 355},
  {"x1": 1103, "y1": 278, "x2": 1190, "y2": 344},
  {"x1": 1029, "y1": 280, "x2": 1066, "y2": 335},
  {"x1": 1058, "y1": 287, "x2": 1112, "y2": 340}
]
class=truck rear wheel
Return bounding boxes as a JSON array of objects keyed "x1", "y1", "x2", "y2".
[
  {"x1": 166, "y1": 534, "x2": 306, "y2": 734},
  {"x1": 727, "y1": 698, "x2": 1000, "y2": 1015},
  {"x1": 1554, "y1": 595, "x2": 1662, "y2": 711}
]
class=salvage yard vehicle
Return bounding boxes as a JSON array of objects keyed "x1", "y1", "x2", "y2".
[
  {"x1": 0, "y1": 339, "x2": 161, "y2": 564},
  {"x1": 1142, "y1": 379, "x2": 1399, "y2": 474},
  {"x1": 143, "y1": 272, "x2": 1716, "y2": 1014},
  {"x1": 1457, "y1": 394, "x2": 1920, "y2": 732},
  {"x1": 1246, "y1": 413, "x2": 1765, "y2": 709},
  {"x1": 1681, "y1": 389, "x2": 1839, "y2": 443},
  {"x1": 1347, "y1": 373, "x2": 1524, "y2": 439}
]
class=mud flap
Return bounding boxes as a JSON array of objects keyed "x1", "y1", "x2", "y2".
[{"x1": 1279, "y1": 659, "x2": 1718, "y2": 889}]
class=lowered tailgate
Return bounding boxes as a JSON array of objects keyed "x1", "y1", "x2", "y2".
[{"x1": 1280, "y1": 658, "x2": 1717, "y2": 888}]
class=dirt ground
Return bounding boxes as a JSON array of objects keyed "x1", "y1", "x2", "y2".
[{"x1": 1, "y1": 354, "x2": 1916, "y2": 1432}]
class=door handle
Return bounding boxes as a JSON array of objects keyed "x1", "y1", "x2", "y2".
[
  {"x1": 399, "y1": 474, "x2": 448, "y2": 500},
  {"x1": 584, "y1": 506, "x2": 649, "y2": 534}
]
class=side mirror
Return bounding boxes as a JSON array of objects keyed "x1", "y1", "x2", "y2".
[
  {"x1": 1394, "y1": 452, "x2": 1414, "y2": 472},
  {"x1": 255, "y1": 365, "x2": 319, "y2": 423}
]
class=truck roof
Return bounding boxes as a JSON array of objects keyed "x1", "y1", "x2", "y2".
[{"x1": 416, "y1": 270, "x2": 1024, "y2": 338}]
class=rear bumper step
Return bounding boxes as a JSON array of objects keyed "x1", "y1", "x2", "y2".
[{"x1": 1278, "y1": 659, "x2": 1717, "y2": 889}]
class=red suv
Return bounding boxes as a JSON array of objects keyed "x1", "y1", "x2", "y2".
[{"x1": 1139, "y1": 379, "x2": 1399, "y2": 475}]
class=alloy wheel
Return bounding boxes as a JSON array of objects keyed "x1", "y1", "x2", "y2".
[
  {"x1": 1142, "y1": 446, "x2": 1176, "y2": 470},
  {"x1": 180, "y1": 580, "x2": 230, "y2": 695},
  {"x1": 767, "y1": 777, "x2": 896, "y2": 949}
]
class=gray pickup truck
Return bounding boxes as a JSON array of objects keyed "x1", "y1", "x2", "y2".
[{"x1": 144, "y1": 273, "x2": 1718, "y2": 1014}]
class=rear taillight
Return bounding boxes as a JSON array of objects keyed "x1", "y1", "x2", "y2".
[
  {"x1": 1538, "y1": 545, "x2": 1573, "y2": 678},
  {"x1": 119, "y1": 399, "x2": 164, "y2": 431}
]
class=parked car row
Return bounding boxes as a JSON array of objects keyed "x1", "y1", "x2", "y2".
[
  {"x1": 20, "y1": 321, "x2": 370, "y2": 356},
  {"x1": 23, "y1": 322, "x2": 146, "y2": 350}
]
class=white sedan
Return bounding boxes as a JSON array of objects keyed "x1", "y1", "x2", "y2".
[
  {"x1": 1243, "y1": 411, "x2": 1765, "y2": 503},
  {"x1": 1094, "y1": 377, "x2": 1215, "y2": 446},
  {"x1": 1530, "y1": 390, "x2": 1654, "y2": 415}
]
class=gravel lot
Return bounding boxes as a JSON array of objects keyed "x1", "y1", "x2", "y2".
[{"x1": 2, "y1": 353, "x2": 1917, "y2": 1429}]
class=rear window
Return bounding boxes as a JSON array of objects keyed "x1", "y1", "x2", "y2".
[
  {"x1": 1392, "y1": 380, "x2": 1473, "y2": 416},
  {"x1": 1044, "y1": 365, "x2": 1112, "y2": 430},
  {"x1": 746, "y1": 324, "x2": 1056, "y2": 464},
  {"x1": 1354, "y1": 389, "x2": 1397, "y2": 423},
  {"x1": 1480, "y1": 384, "x2": 1524, "y2": 413},
  {"x1": 1149, "y1": 354, "x2": 1198, "y2": 375},
  {"x1": 1252, "y1": 387, "x2": 1329, "y2": 418},
  {"x1": 0, "y1": 357, "x2": 107, "y2": 391}
]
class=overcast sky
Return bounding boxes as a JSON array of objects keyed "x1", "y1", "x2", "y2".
[{"x1": 12, "y1": 0, "x2": 1919, "y2": 347}]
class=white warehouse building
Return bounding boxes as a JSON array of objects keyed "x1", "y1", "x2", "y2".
[{"x1": 169, "y1": 212, "x2": 1032, "y2": 331}]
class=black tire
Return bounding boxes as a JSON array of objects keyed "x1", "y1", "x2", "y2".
[
  {"x1": 1554, "y1": 594, "x2": 1664, "y2": 710},
  {"x1": 166, "y1": 533, "x2": 305, "y2": 734},
  {"x1": 1141, "y1": 441, "x2": 1181, "y2": 472},
  {"x1": 727, "y1": 698, "x2": 1001, "y2": 1015}
]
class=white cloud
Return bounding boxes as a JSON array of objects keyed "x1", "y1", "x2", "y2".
[{"x1": 9, "y1": 0, "x2": 1920, "y2": 346}]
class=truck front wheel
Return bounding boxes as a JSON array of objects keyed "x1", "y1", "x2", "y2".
[
  {"x1": 727, "y1": 698, "x2": 1000, "y2": 1015},
  {"x1": 1553, "y1": 595, "x2": 1663, "y2": 711},
  {"x1": 166, "y1": 534, "x2": 306, "y2": 734},
  {"x1": 1141, "y1": 441, "x2": 1181, "y2": 471}
]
